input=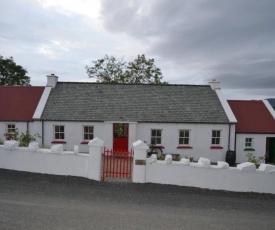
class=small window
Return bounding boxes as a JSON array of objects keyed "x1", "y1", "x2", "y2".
[
  {"x1": 212, "y1": 130, "x2": 221, "y2": 145},
  {"x1": 54, "y1": 125, "x2": 65, "y2": 140},
  {"x1": 83, "y1": 126, "x2": 94, "y2": 140},
  {"x1": 151, "y1": 129, "x2": 162, "y2": 145},
  {"x1": 179, "y1": 130, "x2": 190, "y2": 145},
  {"x1": 7, "y1": 124, "x2": 16, "y2": 133},
  {"x1": 5, "y1": 124, "x2": 16, "y2": 140},
  {"x1": 245, "y1": 138, "x2": 253, "y2": 148}
]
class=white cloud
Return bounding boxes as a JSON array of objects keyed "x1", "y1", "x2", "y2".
[{"x1": 37, "y1": 0, "x2": 101, "y2": 19}]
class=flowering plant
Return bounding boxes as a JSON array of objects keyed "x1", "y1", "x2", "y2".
[{"x1": 4, "y1": 129, "x2": 19, "y2": 140}]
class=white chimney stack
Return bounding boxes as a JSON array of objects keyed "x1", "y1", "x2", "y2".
[
  {"x1": 209, "y1": 79, "x2": 221, "y2": 90},
  {"x1": 46, "y1": 74, "x2": 58, "y2": 88}
]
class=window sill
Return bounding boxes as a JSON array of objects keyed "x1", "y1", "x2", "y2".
[
  {"x1": 210, "y1": 146, "x2": 223, "y2": 149},
  {"x1": 177, "y1": 146, "x2": 193, "y2": 149},
  {"x1": 150, "y1": 145, "x2": 165, "y2": 149},
  {"x1": 244, "y1": 148, "x2": 255, "y2": 151},
  {"x1": 51, "y1": 141, "x2": 67, "y2": 144},
  {"x1": 81, "y1": 141, "x2": 89, "y2": 145}
]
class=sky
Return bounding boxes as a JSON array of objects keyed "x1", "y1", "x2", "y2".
[{"x1": 0, "y1": 0, "x2": 275, "y2": 100}]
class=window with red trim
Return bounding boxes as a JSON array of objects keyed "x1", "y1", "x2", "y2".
[{"x1": 54, "y1": 125, "x2": 65, "y2": 140}]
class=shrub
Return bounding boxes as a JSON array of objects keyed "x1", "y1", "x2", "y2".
[
  {"x1": 19, "y1": 131, "x2": 41, "y2": 147},
  {"x1": 246, "y1": 153, "x2": 265, "y2": 164}
]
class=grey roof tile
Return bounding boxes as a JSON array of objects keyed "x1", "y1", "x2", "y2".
[{"x1": 41, "y1": 82, "x2": 229, "y2": 123}]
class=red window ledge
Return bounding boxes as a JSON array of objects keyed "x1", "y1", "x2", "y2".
[
  {"x1": 150, "y1": 145, "x2": 165, "y2": 149},
  {"x1": 81, "y1": 141, "x2": 89, "y2": 145},
  {"x1": 51, "y1": 141, "x2": 67, "y2": 144},
  {"x1": 177, "y1": 146, "x2": 193, "y2": 149},
  {"x1": 210, "y1": 146, "x2": 223, "y2": 149}
]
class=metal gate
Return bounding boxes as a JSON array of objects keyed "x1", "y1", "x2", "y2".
[{"x1": 102, "y1": 148, "x2": 133, "y2": 181}]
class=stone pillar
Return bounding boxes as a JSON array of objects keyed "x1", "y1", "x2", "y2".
[
  {"x1": 132, "y1": 140, "x2": 149, "y2": 183},
  {"x1": 87, "y1": 137, "x2": 104, "y2": 181}
]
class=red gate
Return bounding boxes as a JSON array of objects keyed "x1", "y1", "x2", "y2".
[{"x1": 102, "y1": 148, "x2": 133, "y2": 181}]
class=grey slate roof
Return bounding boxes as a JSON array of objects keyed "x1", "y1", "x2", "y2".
[{"x1": 41, "y1": 82, "x2": 230, "y2": 123}]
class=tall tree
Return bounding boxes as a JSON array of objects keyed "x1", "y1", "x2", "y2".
[
  {"x1": 85, "y1": 55, "x2": 127, "y2": 83},
  {"x1": 86, "y1": 54, "x2": 167, "y2": 84},
  {"x1": 0, "y1": 55, "x2": 30, "y2": 86},
  {"x1": 125, "y1": 54, "x2": 165, "y2": 84}
]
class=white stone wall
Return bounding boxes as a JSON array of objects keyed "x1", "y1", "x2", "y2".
[
  {"x1": 236, "y1": 133, "x2": 275, "y2": 163},
  {"x1": 0, "y1": 146, "x2": 89, "y2": 177},
  {"x1": 145, "y1": 159, "x2": 275, "y2": 194},
  {"x1": 0, "y1": 138, "x2": 104, "y2": 180}
]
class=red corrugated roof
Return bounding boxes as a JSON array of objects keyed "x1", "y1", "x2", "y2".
[
  {"x1": 228, "y1": 100, "x2": 275, "y2": 133},
  {"x1": 0, "y1": 86, "x2": 45, "y2": 121}
]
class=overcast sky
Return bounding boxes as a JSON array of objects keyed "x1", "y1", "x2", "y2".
[{"x1": 1, "y1": 0, "x2": 274, "y2": 99}]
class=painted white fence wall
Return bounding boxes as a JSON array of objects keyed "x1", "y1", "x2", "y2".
[
  {"x1": 137, "y1": 123, "x2": 234, "y2": 162},
  {"x1": 0, "y1": 121, "x2": 43, "y2": 144},
  {"x1": 131, "y1": 140, "x2": 275, "y2": 194},
  {"x1": 236, "y1": 133, "x2": 275, "y2": 163},
  {"x1": 0, "y1": 147, "x2": 88, "y2": 177},
  {"x1": 0, "y1": 137, "x2": 104, "y2": 180},
  {"x1": 145, "y1": 160, "x2": 275, "y2": 194}
]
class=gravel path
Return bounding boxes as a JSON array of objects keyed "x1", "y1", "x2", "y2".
[{"x1": 1, "y1": 169, "x2": 275, "y2": 230}]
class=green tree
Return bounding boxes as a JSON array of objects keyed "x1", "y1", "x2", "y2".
[
  {"x1": 85, "y1": 54, "x2": 167, "y2": 84},
  {"x1": 0, "y1": 55, "x2": 30, "y2": 86},
  {"x1": 125, "y1": 54, "x2": 166, "y2": 84}
]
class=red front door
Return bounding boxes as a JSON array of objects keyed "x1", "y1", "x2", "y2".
[{"x1": 113, "y1": 123, "x2": 129, "y2": 150}]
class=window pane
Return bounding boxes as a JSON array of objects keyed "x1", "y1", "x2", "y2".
[
  {"x1": 156, "y1": 130, "x2": 161, "y2": 136},
  {"x1": 60, "y1": 126, "x2": 64, "y2": 132},
  {"x1": 88, "y1": 127, "x2": 93, "y2": 133},
  {"x1": 151, "y1": 130, "x2": 156, "y2": 136},
  {"x1": 185, "y1": 131, "x2": 189, "y2": 137},
  {"x1": 84, "y1": 126, "x2": 88, "y2": 133},
  {"x1": 60, "y1": 133, "x2": 64, "y2": 139},
  {"x1": 179, "y1": 138, "x2": 183, "y2": 144}
]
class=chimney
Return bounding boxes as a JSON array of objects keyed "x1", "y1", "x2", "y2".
[
  {"x1": 46, "y1": 74, "x2": 58, "y2": 88},
  {"x1": 209, "y1": 79, "x2": 220, "y2": 90}
]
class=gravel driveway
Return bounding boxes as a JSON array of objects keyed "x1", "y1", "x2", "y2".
[{"x1": 1, "y1": 169, "x2": 275, "y2": 230}]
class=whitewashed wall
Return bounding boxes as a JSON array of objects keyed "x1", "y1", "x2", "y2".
[
  {"x1": 137, "y1": 123, "x2": 235, "y2": 162},
  {"x1": 0, "y1": 121, "x2": 43, "y2": 144},
  {"x1": 145, "y1": 160, "x2": 275, "y2": 194},
  {"x1": 236, "y1": 133, "x2": 275, "y2": 163},
  {"x1": 42, "y1": 121, "x2": 235, "y2": 162},
  {"x1": 0, "y1": 146, "x2": 89, "y2": 177},
  {"x1": 0, "y1": 138, "x2": 104, "y2": 180},
  {"x1": 43, "y1": 121, "x2": 105, "y2": 152}
]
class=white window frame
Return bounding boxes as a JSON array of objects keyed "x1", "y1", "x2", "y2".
[
  {"x1": 6, "y1": 124, "x2": 16, "y2": 133},
  {"x1": 54, "y1": 125, "x2": 65, "y2": 140},
  {"x1": 245, "y1": 138, "x2": 253, "y2": 148},
  {"x1": 211, "y1": 130, "x2": 221, "y2": 145},
  {"x1": 179, "y1": 130, "x2": 190, "y2": 145},
  {"x1": 83, "y1": 126, "x2": 94, "y2": 141},
  {"x1": 151, "y1": 129, "x2": 162, "y2": 145}
]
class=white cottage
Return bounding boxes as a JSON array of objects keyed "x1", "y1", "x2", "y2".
[
  {"x1": 34, "y1": 75, "x2": 236, "y2": 162},
  {"x1": 0, "y1": 85, "x2": 46, "y2": 144},
  {"x1": 228, "y1": 100, "x2": 275, "y2": 163}
]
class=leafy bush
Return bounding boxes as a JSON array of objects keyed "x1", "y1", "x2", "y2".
[
  {"x1": 2, "y1": 130, "x2": 41, "y2": 147},
  {"x1": 246, "y1": 153, "x2": 265, "y2": 164},
  {"x1": 19, "y1": 131, "x2": 41, "y2": 147}
]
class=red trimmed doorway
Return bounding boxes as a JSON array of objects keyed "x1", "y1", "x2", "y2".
[{"x1": 113, "y1": 123, "x2": 129, "y2": 151}]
